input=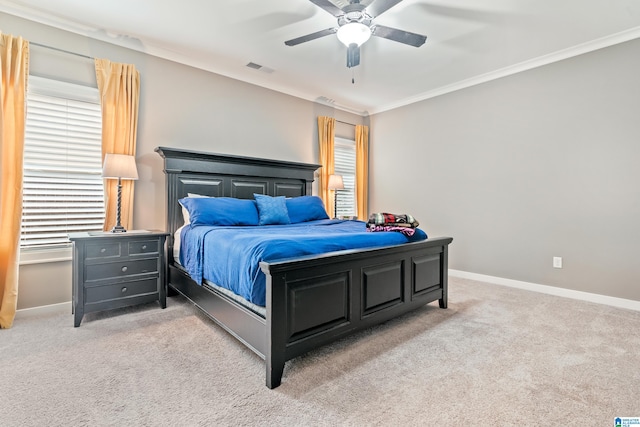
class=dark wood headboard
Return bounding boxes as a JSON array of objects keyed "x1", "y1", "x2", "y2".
[{"x1": 155, "y1": 146, "x2": 321, "y2": 263}]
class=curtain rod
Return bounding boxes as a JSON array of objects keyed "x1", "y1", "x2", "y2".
[
  {"x1": 30, "y1": 41, "x2": 95, "y2": 61},
  {"x1": 335, "y1": 120, "x2": 356, "y2": 127}
]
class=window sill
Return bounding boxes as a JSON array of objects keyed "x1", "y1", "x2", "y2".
[{"x1": 19, "y1": 246, "x2": 72, "y2": 265}]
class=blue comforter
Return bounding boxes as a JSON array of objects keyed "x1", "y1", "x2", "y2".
[{"x1": 180, "y1": 219, "x2": 427, "y2": 306}]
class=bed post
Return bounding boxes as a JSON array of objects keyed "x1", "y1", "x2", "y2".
[
  {"x1": 265, "y1": 270, "x2": 287, "y2": 389},
  {"x1": 439, "y1": 243, "x2": 449, "y2": 309}
]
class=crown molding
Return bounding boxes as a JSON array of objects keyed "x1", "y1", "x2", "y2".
[
  {"x1": 1, "y1": 3, "x2": 370, "y2": 116},
  {"x1": 3, "y1": 3, "x2": 638, "y2": 118},
  {"x1": 371, "y1": 26, "x2": 640, "y2": 115}
]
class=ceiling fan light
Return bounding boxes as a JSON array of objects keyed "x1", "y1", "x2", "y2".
[{"x1": 337, "y1": 22, "x2": 371, "y2": 47}]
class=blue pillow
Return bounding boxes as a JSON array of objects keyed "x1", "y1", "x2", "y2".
[
  {"x1": 179, "y1": 197, "x2": 259, "y2": 226},
  {"x1": 253, "y1": 194, "x2": 291, "y2": 225},
  {"x1": 286, "y1": 196, "x2": 330, "y2": 223}
]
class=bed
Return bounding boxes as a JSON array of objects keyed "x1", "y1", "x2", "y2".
[{"x1": 156, "y1": 146, "x2": 453, "y2": 388}]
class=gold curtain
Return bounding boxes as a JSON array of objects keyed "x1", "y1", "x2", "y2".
[
  {"x1": 0, "y1": 34, "x2": 29, "y2": 329},
  {"x1": 355, "y1": 124, "x2": 369, "y2": 221},
  {"x1": 317, "y1": 116, "x2": 336, "y2": 216},
  {"x1": 95, "y1": 58, "x2": 140, "y2": 231}
]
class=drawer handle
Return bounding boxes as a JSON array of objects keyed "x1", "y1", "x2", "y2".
[
  {"x1": 121, "y1": 287, "x2": 127, "y2": 293},
  {"x1": 100, "y1": 248, "x2": 106, "y2": 253},
  {"x1": 121, "y1": 266, "x2": 128, "y2": 273},
  {"x1": 141, "y1": 244, "x2": 147, "y2": 250}
]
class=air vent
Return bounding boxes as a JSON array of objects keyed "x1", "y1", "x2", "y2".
[
  {"x1": 246, "y1": 62, "x2": 275, "y2": 74},
  {"x1": 318, "y1": 96, "x2": 336, "y2": 105}
]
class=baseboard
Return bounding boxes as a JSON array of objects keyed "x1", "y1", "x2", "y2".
[
  {"x1": 15, "y1": 301, "x2": 71, "y2": 319},
  {"x1": 15, "y1": 272, "x2": 640, "y2": 317},
  {"x1": 449, "y1": 269, "x2": 640, "y2": 312}
]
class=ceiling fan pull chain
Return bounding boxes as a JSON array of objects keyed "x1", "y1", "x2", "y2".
[{"x1": 352, "y1": 68, "x2": 355, "y2": 84}]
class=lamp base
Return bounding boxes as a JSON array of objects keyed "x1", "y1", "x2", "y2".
[
  {"x1": 110, "y1": 178, "x2": 127, "y2": 233},
  {"x1": 110, "y1": 225, "x2": 127, "y2": 233}
]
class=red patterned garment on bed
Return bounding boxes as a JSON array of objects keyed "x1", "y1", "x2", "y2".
[{"x1": 366, "y1": 213, "x2": 420, "y2": 237}]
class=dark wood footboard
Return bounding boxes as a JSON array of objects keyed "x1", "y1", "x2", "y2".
[{"x1": 261, "y1": 236, "x2": 452, "y2": 388}]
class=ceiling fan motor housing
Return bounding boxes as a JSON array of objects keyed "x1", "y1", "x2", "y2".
[{"x1": 338, "y1": 3, "x2": 372, "y2": 27}]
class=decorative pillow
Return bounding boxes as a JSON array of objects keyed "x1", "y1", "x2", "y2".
[
  {"x1": 286, "y1": 196, "x2": 330, "y2": 223},
  {"x1": 179, "y1": 197, "x2": 259, "y2": 226},
  {"x1": 253, "y1": 194, "x2": 291, "y2": 226},
  {"x1": 180, "y1": 193, "x2": 210, "y2": 225}
]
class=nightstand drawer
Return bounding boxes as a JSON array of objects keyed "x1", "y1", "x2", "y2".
[
  {"x1": 85, "y1": 258, "x2": 158, "y2": 281},
  {"x1": 86, "y1": 242, "x2": 121, "y2": 259},
  {"x1": 85, "y1": 277, "x2": 159, "y2": 304},
  {"x1": 129, "y1": 239, "x2": 159, "y2": 255}
]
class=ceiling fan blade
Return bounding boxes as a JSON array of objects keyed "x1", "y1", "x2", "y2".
[
  {"x1": 285, "y1": 28, "x2": 338, "y2": 46},
  {"x1": 366, "y1": 0, "x2": 402, "y2": 18},
  {"x1": 309, "y1": 0, "x2": 344, "y2": 17},
  {"x1": 371, "y1": 24, "x2": 426, "y2": 47},
  {"x1": 346, "y1": 44, "x2": 360, "y2": 68}
]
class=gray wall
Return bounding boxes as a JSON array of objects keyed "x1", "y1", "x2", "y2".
[
  {"x1": 2, "y1": 13, "x2": 363, "y2": 309},
  {"x1": 370, "y1": 39, "x2": 640, "y2": 301},
  {"x1": 5, "y1": 12, "x2": 638, "y2": 309}
]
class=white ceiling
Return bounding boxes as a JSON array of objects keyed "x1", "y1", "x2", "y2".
[{"x1": 2, "y1": 0, "x2": 640, "y2": 115}]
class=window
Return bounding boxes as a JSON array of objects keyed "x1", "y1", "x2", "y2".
[
  {"x1": 334, "y1": 137, "x2": 356, "y2": 218},
  {"x1": 21, "y1": 76, "x2": 104, "y2": 250}
]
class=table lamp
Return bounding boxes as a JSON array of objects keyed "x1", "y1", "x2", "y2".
[
  {"x1": 102, "y1": 153, "x2": 138, "y2": 232},
  {"x1": 327, "y1": 174, "x2": 344, "y2": 219}
]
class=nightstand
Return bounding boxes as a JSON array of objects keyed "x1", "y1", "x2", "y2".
[{"x1": 69, "y1": 230, "x2": 169, "y2": 327}]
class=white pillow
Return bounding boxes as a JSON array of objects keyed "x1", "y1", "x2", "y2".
[{"x1": 173, "y1": 224, "x2": 185, "y2": 264}]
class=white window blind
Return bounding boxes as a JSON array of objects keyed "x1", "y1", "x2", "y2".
[
  {"x1": 21, "y1": 76, "x2": 105, "y2": 249},
  {"x1": 334, "y1": 137, "x2": 356, "y2": 218}
]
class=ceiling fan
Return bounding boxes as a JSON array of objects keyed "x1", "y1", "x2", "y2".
[{"x1": 285, "y1": 0, "x2": 427, "y2": 68}]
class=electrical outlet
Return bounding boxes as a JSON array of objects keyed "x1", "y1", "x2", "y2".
[{"x1": 553, "y1": 257, "x2": 563, "y2": 269}]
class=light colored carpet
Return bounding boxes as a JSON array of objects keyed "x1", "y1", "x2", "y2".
[{"x1": 1, "y1": 277, "x2": 639, "y2": 426}]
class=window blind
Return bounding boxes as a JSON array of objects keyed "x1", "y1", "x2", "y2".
[
  {"x1": 21, "y1": 76, "x2": 105, "y2": 249},
  {"x1": 334, "y1": 137, "x2": 356, "y2": 218}
]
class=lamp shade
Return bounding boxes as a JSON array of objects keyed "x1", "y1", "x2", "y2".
[
  {"x1": 337, "y1": 22, "x2": 372, "y2": 47},
  {"x1": 328, "y1": 174, "x2": 345, "y2": 190},
  {"x1": 102, "y1": 153, "x2": 139, "y2": 180}
]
